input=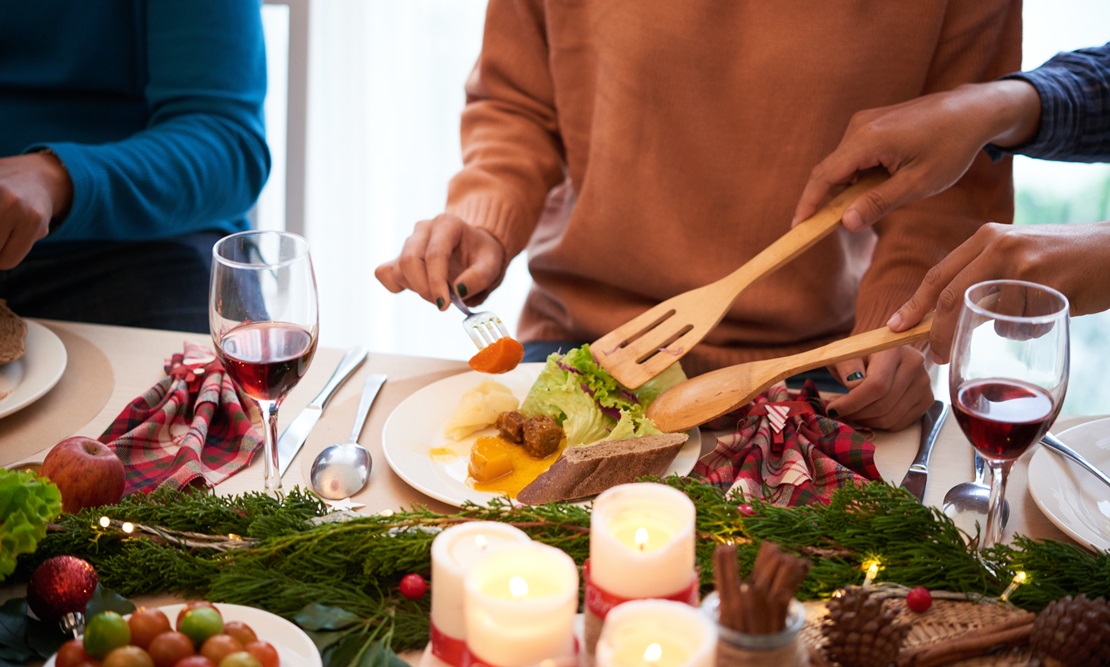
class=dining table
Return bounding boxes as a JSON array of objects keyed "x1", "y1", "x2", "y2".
[{"x1": 0, "y1": 318, "x2": 1103, "y2": 665}]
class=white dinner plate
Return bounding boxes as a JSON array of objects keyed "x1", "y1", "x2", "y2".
[
  {"x1": 381, "y1": 363, "x2": 701, "y2": 507},
  {"x1": 0, "y1": 321, "x2": 67, "y2": 419},
  {"x1": 1028, "y1": 418, "x2": 1110, "y2": 552},
  {"x1": 44, "y1": 602, "x2": 322, "y2": 667}
]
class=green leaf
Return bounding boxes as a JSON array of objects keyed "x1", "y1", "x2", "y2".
[
  {"x1": 25, "y1": 616, "x2": 67, "y2": 658},
  {"x1": 356, "y1": 642, "x2": 408, "y2": 667},
  {"x1": 0, "y1": 599, "x2": 29, "y2": 654},
  {"x1": 295, "y1": 603, "x2": 361, "y2": 631},
  {"x1": 85, "y1": 583, "x2": 136, "y2": 620}
]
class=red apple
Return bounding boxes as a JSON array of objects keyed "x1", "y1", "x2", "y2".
[{"x1": 40, "y1": 436, "x2": 126, "y2": 513}]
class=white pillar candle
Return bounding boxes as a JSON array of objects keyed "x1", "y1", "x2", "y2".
[
  {"x1": 590, "y1": 483, "x2": 696, "y2": 598},
  {"x1": 464, "y1": 542, "x2": 579, "y2": 667},
  {"x1": 595, "y1": 600, "x2": 717, "y2": 667},
  {"x1": 430, "y1": 521, "x2": 532, "y2": 640}
]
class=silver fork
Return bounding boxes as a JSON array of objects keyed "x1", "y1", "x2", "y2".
[{"x1": 450, "y1": 291, "x2": 509, "y2": 349}]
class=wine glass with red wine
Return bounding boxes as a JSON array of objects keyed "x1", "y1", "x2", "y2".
[
  {"x1": 210, "y1": 230, "x2": 319, "y2": 497},
  {"x1": 949, "y1": 279, "x2": 1069, "y2": 549}
]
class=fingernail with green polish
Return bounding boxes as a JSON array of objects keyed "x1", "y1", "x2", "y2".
[
  {"x1": 827, "y1": 408, "x2": 840, "y2": 419},
  {"x1": 436, "y1": 297, "x2": 445, "y2": 310},
  {"x1": 846, "y1": 371, "x2": 865, "y2": 383},
  {"x1": 456, "y1": 284, "x2": 468, "y2": 298}
]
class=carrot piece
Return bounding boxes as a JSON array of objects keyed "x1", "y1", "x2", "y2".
[{"x1": 468, "y1": 337, "x2": 525, "y2": 374}]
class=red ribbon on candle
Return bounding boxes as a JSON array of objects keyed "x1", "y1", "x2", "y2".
[
  {"x1": 431, "y1": 618, "x2": 579, "y2": 667},
  {"x1": 430, "y1": 617, "x2": 471, "y2": 667},
  {"x1": 583, "y1": 559, "x2": 699, "y2": 619}
]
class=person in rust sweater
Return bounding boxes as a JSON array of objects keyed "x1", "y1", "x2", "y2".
[{"x1": 376, "y1": 1, "x2": 1022, "y2": 431}]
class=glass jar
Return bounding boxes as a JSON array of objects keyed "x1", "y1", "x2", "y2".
[{"x1": 700, "y1": 592, "x2": 809, "y2": 667}]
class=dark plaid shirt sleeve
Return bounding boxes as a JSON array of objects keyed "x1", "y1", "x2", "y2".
[{"x1": 986, "y1": 42, "x2": 1110, "y2": 162}]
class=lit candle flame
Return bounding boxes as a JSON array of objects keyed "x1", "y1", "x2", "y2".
[
  {"x1": 509, "y1": 575, "x2": 529, "y2": 598},
  {"x1": 643, "y1": 642, "x2": 663, "y2": 663},
  {"x1": 635, "y1": 527, "x2": 649, "y2": 551},
  {"x1": 475, "y1": 534, "x2": 488, "y2": 550}
]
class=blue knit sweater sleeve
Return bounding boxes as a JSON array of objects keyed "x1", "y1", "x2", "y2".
[
  {"x1": 30, "y1": 0, "x2": 270, "y2": 242},
  {"x1": 987, "y1": 42, "x2": 1110, "y2": 163}
]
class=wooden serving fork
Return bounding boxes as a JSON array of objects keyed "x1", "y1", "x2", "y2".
[
  {"x1": 645, "y1": 313, "x2": 933, "y2": 433},
  {"x1": 592, "y1": 171, "x2": 887, "y2": 389}
]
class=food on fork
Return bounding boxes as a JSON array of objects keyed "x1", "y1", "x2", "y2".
[
  {"x1": 468, "y1": 336, "x2": 525, "y2": 374},
  {"x1": 516, "y1": 432, "x2": 689, "y2": 505},
  {"x1": 0, "y1": 299, "x2": 28, "y2": 366},
  {"x1": 443, "y1": 380, "x2": 519, "y2": 440}
]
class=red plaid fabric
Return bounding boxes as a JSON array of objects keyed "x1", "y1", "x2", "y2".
[
  {"x1": 691, "y1": 381, "x2": 880, "y2": 506},
  {"x1": 102, "y1": 341, "x2": 263, "y2": 495}
]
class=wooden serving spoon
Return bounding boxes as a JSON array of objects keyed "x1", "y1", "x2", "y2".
[
  {"x1": 645, "y1": 314, "x2": 934, "y2": 433},
  {"x1": 592, "y1": 170, "x2": 888, "y2": 390}
]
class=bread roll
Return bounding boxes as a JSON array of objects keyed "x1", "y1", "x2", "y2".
[
  {"x1": 516, "y1": 432, "x2": 688, "y2": 505},
  {"x1": 0, "y1": 300, "x2": 27, "y2": 365}
]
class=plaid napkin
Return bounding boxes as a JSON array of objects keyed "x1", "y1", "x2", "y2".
[
  {"x1": 102, "y1": 341, "x2": 263, "y2": 495},
  {"x1": 690, "y1": 381, "x2": 880, "y2": 506}
]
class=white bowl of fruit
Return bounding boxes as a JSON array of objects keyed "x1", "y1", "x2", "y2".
[{"x1": 46, "y1": 601, "x2": 321, "y2": 667}]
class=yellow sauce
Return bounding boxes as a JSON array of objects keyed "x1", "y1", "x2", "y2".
[
  {"x1": 469, "y1": 435, "x2": 568, "y2": 498},
  {"x1": 429, "y1": 447, "x2": 458, "y2": 463}
]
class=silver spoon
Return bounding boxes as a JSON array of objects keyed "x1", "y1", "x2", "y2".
[
  {"x1": 310, "y1": 373, "x2": 386, "y2": 500},
  {"x1": 942, "y1": 450, "x2": 1010, "y2": 538}
]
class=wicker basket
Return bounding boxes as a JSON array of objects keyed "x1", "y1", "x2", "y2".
[{"x1": 800, "y1": 596, "x2": 1038, "y2": 666}]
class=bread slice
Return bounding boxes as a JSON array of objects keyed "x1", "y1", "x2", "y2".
[
  {"x1": 516, "y1": 432, "x2": 688, "y2": 505},
  {"x1": 0, "y1": 300, "x2": 27, "y2": 365}
]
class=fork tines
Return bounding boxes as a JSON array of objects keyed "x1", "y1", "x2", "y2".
[{"x1": 465, "y1": 312, "x2": 510, "y2": 349}]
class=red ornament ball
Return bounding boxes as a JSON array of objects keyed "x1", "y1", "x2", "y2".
[
  {"x1": 399, "y1": 574, "x2": 427, "y2": 601},
  {"x1": 26, "y1": 555, "x2": 99, "y2": 623},
  {"x1": 906, "y1": 586, "x2": 932, "y2": 613},
  {"x1": 737, "y1": 503, "x2": 756, "y2": 517}
]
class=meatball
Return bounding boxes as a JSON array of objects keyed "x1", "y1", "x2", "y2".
[{"x1": 521, "y1": 415, "x2": 563, "y2": 458}]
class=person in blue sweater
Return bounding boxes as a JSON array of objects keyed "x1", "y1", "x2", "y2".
[
  {"x1": 791, "y1": 43, "x2": 1109, "y2": 372},
  {"x1": 0, "y1": 0, "x2": 271, "y2": 333}
]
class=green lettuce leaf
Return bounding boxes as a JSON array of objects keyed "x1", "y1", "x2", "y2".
[{"x1": 519, "y1": 344, "x2": 685, "y2": 446}]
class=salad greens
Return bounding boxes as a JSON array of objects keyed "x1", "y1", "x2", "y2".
[{"x1": 519, "y1": 344, "x2": 687, "y2": 447}]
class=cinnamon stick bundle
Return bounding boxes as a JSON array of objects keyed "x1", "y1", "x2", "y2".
[{"x1": 713, "y1": 541, "x2": 812, "y2": 634}]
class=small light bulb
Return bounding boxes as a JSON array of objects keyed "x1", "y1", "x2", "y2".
[
  {"x1": 1000, "y1": 570, "x2": 1028, "y2": 601},
  {"x1": 121, "y1": 522, "x2": 135, "y2": 534},
  {"x1": 99, "y1": 516, "x2": 111, "y2": 528},
  {"x1": 862, "y1": 559, "x2": 881, "y2": 586}
]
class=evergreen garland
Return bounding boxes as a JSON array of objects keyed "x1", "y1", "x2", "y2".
[{"x1": 12, "y1": 479, "x2": 1110, "y2": 657}]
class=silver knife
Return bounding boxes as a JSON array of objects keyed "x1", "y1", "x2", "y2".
[
  {"x1": 899, "y1": 399, "x2": 949, "y2": 502},
  {"x1": 277, "y1": 346, "x2": 369, "y2": 477}
]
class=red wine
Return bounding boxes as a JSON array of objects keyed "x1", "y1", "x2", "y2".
[
  {"x1": 219, "y1": 322, "x2": 317, "y2": 401},
  {"x1": 954, "y1": 378, "x2": 1056, "y2": 460}
]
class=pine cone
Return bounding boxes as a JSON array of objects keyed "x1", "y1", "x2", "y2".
[
  {"x1": 821, "y1": 586, "x2": 909, "y2": 667},
  {"x1": 1031, "y1": 594, "x2": 1110, "y2": 667}
]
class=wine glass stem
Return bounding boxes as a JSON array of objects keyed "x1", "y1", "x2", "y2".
[
  {"x1": 257, "y1": 398, "x2": 283, "y2": 498},
  {"x1": 983, "y1": 458, "x2": 1011, "y2": 548}
]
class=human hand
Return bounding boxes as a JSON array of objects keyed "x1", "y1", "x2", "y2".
[
  {"x1": 0, "y1": 153, "x2": 73, "y2": 269},
  {"x1": 887, "y1": 222, "x2": 1110, "y2": 363},
  {"x1": 791, "y1": 80, "x2": 1041, "y2": 231},
  {"x1": 825, "y1": 346, "x2": 933, "y2": 431},
  {"x1": 374, "y1": 213, "x2": 507, "y2": 309}
]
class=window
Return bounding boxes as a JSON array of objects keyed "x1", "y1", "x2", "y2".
[{"x1": 265, "y1": 1, "x2": 1109, "y2": 414}]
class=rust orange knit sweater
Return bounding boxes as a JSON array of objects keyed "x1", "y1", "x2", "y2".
[{"x1": 446, "y1": 0, "x2": 1021, "y2": 377}]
